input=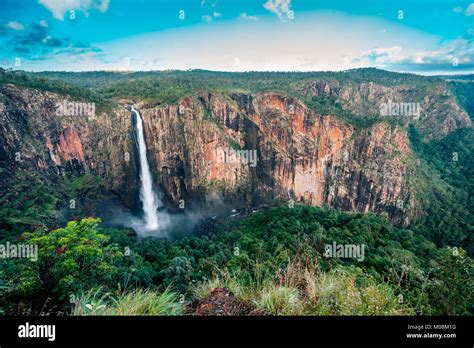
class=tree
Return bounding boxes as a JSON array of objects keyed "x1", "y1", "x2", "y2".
[
  {"x1": 14, "y1": 218, "x2": 124, "y2": 305},
  {"x1": 427, "y1": 247, "x2": 473, "y2": 315}
]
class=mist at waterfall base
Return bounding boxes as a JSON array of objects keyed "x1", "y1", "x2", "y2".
[
  {"x1": 105, "y1": 203, "x2": 207, "y2": 240},
  {"x1": 102, "y1": 107, "x2": 228, "y2": 240},
  {"x1": 102, "y1": 194, "x2": 235, "y2": 240}
]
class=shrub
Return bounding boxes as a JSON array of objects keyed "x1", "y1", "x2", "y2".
[{"x1": 12, "y1": 218, "x2": 125, "y2": 305}]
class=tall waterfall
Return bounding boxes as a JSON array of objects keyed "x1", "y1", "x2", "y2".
[{"x1": 131, "y1": 106, "x2": 159, "y2": 231}]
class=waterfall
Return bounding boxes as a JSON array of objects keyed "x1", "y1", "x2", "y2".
[{"x1": 131, "y1": 106, "x2": 159, "y2": 231}]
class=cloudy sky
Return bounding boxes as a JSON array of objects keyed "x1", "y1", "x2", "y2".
[{"x1": 0, "y1": 0, "x2": 473, "y2": 74}]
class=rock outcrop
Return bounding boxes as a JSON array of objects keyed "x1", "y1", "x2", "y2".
[{"x1": 298, "y1": 80, "x2": 471, "y2": 139}]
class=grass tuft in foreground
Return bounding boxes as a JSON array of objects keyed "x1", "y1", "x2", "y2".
[
  {"x1": 193, "y1": 256, "x2": 413, "y2": 316},
  {"x1": 73, "y1": 287, "x2": 182, "y2": 316}
]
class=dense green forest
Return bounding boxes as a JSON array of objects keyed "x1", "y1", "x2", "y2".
[
  {"x1": 0, "y1": 67, "x2": 453, "y2": 130},
  {"x1": 408, "y1": 126, "x2": 474, "y2": 255},
  {"x1": 0, "y1": 68, "x2": 112, "y2": 112},
  {"x1": 31, "y1": 67, "x2": 442, "y2": 91},
  {"x1": 449, "y1": 80, "x2": 474, "y2": 119},
  {"x1": 0, "y1": 206, "x2": 472, "y2": 315}
]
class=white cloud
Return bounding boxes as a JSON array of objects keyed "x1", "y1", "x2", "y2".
[
  {"x1": 201, "y1": 11, "x2": 220, "y2": 22},
  {"x1": 39, "y1": 19, "x2": 48, "y2": 27},
  {"x1": 202, "y1": 15, "x2": 212, "y2": 23},
  {"x1": 201, "y1": 0, "x2": 217, "y2": 8},
  {"x1": 355, "y1": 46, "x2": 403, "y2": 66},
  {"x1": 93, "y1": 12, "x2": 441, "y2": 73},
  {"x1": 362, "y1": 46, "x2": 402, "y2": 61},
  {"x1": 468, "y1": 25, "x2": 474, "y2": 36},
  {"x1": 6, "y1": 21, "x2": 25, "y2": 30},
  {"x1": 97, "y1": 0, "x2": 109, "y2": 12},
  {"x1": 353, "y1": 39, "x2": 474, "y2": 71},
  {"x1": 402, "y1": 39, "x2": 473, "y2": 68},
  {"x1": 239, "y1": 12, "x2": 258, "y2": 21},
  {"x1": 465, "y1": 3, "x2": 474, "y2": 16},
  {"x1": 28, "y1": 11, "x2": 470, "y2": 74},
  {"x1": 38, "y1": 0, "x2": 110, "y2": 20},
  {"x1": 453, "y1": 6, "x2": 463, "y2": 13},
  {"x1": 263, "y1": 0, "x2": 292, "y2": 20},
  {"x1": 42, "y1": 35, "x2": 52, "y2": 43}
]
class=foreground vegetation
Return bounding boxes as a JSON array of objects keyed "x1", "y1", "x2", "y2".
[{"x1": 0, "y1": 205, "x2": 471, "y2": 316}]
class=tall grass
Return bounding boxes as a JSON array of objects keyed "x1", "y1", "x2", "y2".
[
  {"x1": 302, "y1": 268, "x2": 413, "y2": 315},
  {"x1": 73, "y1": 287, "x2": 183, "y2": 316},
  {"x1": 193, "y1": 254, "x2": 413, "y2": 316},
  {"x1": 254, "y1": 286, "x2": 304, "y2": 315}
]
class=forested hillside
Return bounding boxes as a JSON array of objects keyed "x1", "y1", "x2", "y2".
[{"x1": 0, "y1": 68, "x2": 472, "y2": 316}]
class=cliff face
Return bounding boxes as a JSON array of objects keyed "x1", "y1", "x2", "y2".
[
  {"x1": 0, "y1": 84, "x2": 139, "y2": 208},
  {"x1": 298, "y1": 80, "x2": 471, "y2": 139},
  {"x1": 137, "y1": 92, "x2": 414, "y2": 224},
  {"x1": 2, "y1": 80, "x2": 465, "y2": 226}
]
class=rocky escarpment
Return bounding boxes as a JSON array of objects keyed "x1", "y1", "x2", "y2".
[
  {"x1": 2, "y1": 78, "x2": 466, "y2": 228},
  {"x1": 298, "y1": 79, "x2": 471, "y2": 139},
  {"x1": 0, "y1": 84, "x2": 139, "y2": 210},
  {"x1": 138, "y1": 92, "x2": 415, "y2": 225}
]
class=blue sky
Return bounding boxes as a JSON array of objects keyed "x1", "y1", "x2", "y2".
[{"x1": 0, "y1": 0, "x2": 473, "y2": 74}]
